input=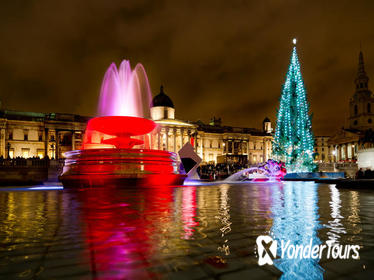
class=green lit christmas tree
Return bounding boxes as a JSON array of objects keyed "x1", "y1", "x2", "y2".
[{"x1": 273, "y1": 39, "x2": 315, "y2": 173}]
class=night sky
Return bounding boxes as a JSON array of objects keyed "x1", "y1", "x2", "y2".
[{"x1": 1, "y1": 0, "x2": 374, "y2": 136}]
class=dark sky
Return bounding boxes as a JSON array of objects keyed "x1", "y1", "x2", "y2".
[{"x1": 1, "y1": 0, "x2": 374, "y2": 135}]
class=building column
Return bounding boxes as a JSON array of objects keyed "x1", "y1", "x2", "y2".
[
  {"x1": 173, "y1": 128, "x2": 177, "y2": 153},
  {"x1": 180, "y1": 128, "x2": 184, "y2": 148},
  {"x1": 200, "y1": 137, "x2": 205, "y2": 161},
  {"x1": 44, "y1": 128, "x2": 49, "y2": 158},
  {"x1": 165, "y1": 128, "x2": 169, "y2": 151},
  {"x1": 345, "y1": 144, "x2": 348, "y2": 160},
  {"x1": 55, "y1": 130, "x2": 59, "y2": 159},
  {"x1": 263, "y1": 139, "x2": 266, "y2": 162},
  {"x1": 0, "y1": 127, "x2": 6, "y2": 158},
  {"x1": 247, "y1": 139, "x2": 250, "y2": 162},
  {"x1": 157, "y1": 132, "x2": 161, "y2": 150},
  {"x1": 351, "y1": 143, "x2": 355, "y2": 160},
  {"x1": 148, "y1": 132, "x2": 152, "y2": 149},
  {"x1": 194, "y1": 130, "x2": 197, "y2": 150}
]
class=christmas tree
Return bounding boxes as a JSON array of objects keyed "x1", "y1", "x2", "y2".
[{"x1": 273, "y1": 39, "x2": 315, "y2": 173}]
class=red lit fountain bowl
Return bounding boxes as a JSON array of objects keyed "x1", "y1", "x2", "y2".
[
  {"x1": 87, "y1": 116, "x2": 156, "y2": 137},
  {"x1": 59, "y1": 116, "x2": 186, "y2": 188}
]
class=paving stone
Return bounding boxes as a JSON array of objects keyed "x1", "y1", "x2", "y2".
[
  {"x1": 164, "y1": 266, "x2": 208, "y2": 280},
  {"x1": 219, "y1": 267, "x2": 274, "y2": 280}
]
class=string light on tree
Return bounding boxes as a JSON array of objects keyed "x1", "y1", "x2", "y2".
[{"x1": 272, "y1": 39, "x2": 316, "y2": 173}]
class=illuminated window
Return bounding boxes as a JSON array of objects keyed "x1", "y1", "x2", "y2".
[
  {"x1": 37, "y1": 149, "x2": 44, "y2": 158},
  {"x1": 22, "y1": 148, "x2": 30, "y2": 158}
]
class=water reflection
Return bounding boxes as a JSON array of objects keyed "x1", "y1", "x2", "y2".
[
  {"x1": 0, "y1": 183, "x2": 371, "y2": 279},
  {"x1": 347, "y1": 191, "x2": 362, "y2": 239},
  {"x1": 216, "y1": 185, "x2": 231, "y2": 255},
  {"x1": 181, "y1": 187, "x2": 199, "y2": 240},
  {"x1": 78, "y1": 187, "x2": 177, "y2": 279},
  {"x1": 270, "y1": 182, "x2": 324, "y2": 279},
  {"x1": 326, "y1": 185, "x2": 346, "y2": 243}
]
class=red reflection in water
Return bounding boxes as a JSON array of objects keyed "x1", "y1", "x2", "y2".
[
  {"x1": 78, "y1": 186, "x2": 174, "y2": 279},
  {"x1": 181, "y1": 187, "x2": 199, "y2": 239}
]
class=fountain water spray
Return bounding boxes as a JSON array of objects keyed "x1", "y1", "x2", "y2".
[
  {"x1": 59, "y1": 60, "x2": 186, "y2": 187},
  {"x1": 97, "y1": 60, "x2": 152, "y2": 118}
]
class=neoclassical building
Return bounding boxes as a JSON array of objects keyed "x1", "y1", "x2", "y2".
[
  {"x1": 0, "y1": 111, "x2": 88, "y2": 159},
  {"x1": 314, "y1": 136, "x2": 331, "y2": 163},
  {"x1": 150, "y1": 86, "x2": 198, "y2": 153},
  {"x1": 0, "y1": 85, "x2": 273, "y2": 164},
  {"x1": 149, "y1": 86, "x2": 273, "y2": 165},
  {"x1": 329, "y1": 51, "x2": 374, "y2": 161}
]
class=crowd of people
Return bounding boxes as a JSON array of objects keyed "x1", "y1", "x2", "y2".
[
  {"x1": 0, "y1": 156, "x2": 51, "y2": 167},
  {"x1": 197, "y1": 162, "x2": 249, "y2": 180},
  {"x1": 356, "y1": 168, "x2": 374, "y2": 179}
]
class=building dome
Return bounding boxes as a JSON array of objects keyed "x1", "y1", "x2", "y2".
[
  {"x1": 152, "y1": 85, "x2": 174, "y2": 108},
  {"x1": 150, "y1": 85, "x2": 175, "y2": 120}
]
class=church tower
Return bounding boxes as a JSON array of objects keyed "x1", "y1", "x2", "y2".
[{"x1": 349, "y1": 51, "x2": 374, "y2": 130}]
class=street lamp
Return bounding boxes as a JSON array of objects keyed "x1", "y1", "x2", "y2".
[
  {"x1": 50, "y1": 143, "x2": 55, "y2": 159},
  {"x1": 6, "y1": 142, "x2": 11, "y2": 159}
]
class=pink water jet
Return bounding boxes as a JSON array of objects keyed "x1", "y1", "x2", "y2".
[
  {"x1": 97, "y1": 60, "x2": 152, "y2": 118},
  {"x1": 82, "y1": 60, "x2": 154, "y2": 150}
]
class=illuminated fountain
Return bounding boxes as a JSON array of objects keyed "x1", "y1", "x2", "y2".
[{"x1": 59, "y1": 60, "x2": 186, "y2": 187}]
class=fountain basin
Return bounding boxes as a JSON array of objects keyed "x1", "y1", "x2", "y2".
[
  {"x1": 84, "y1": 116, "x2": 156, "y2": 149},
  {"x1": 59, "y1": 148, "x2": 186, "y2": 187}
]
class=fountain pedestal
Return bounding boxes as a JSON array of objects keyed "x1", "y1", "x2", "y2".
[
  {"x1": 59, "y1": 148, "x2": 186, "y2": 187},
  {"x1": 59, "y1": 116, "x2": 186, "y2": 187}
]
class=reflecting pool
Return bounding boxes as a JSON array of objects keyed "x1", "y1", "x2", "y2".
[{"x1": 0, "y1": 182, "x2": 373, "y2": 279}]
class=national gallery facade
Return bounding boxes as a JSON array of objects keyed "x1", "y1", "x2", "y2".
[{"x1": 0, "y1": 86, "x2": 273, "y2": 165}]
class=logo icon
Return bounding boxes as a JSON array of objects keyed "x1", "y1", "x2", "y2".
[{"x1": 256, "y1": 235, "x2": 277, "y2": 266}]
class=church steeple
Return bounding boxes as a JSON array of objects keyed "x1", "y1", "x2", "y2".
[
  {"x1": 355, "y1": 51, "x2": 369, "y2": 92},
  {"x1": 349, "y1": 50, "x2": 374, "y2": 130}
]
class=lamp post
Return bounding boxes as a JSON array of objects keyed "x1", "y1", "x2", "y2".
[
  {"x1": 50, "y1": 143, "x2": 55, "y2": 159},
  {"x1": 6, "y1": 142, "x2": 11, "y2": 159}
]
